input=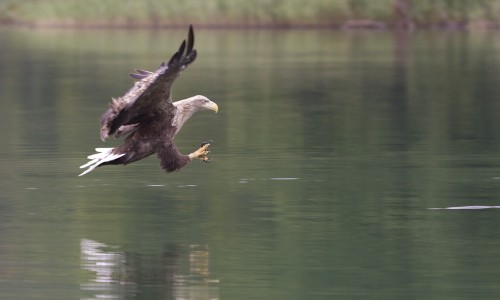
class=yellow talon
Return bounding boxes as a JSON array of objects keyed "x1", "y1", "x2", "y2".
[{"x1": 189, "y1": 142, "x2": 211, "y2": 162}]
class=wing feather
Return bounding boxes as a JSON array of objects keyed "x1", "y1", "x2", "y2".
[
  {"x1": 129, "y1": 69, "x2": 154, "y2": 79},
  {"x1": 100, "y1": 25, "x2": 197, "y2": 141}
]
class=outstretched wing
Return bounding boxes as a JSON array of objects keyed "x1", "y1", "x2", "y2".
[{"x1": 100, "y1": 25, "x2": 197, "y2": 141}]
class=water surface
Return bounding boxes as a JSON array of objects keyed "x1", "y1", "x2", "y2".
[{"x1": 2, "y1": 28, "x2": 500, "y2": 299}]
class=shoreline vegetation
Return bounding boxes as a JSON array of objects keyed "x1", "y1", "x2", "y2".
[{"x1": 1, "y1": 0, "x2": 500, "y2": 30}]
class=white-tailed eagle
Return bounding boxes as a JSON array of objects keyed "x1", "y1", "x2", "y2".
[{"x1": 79, "y1": 25, "x2": 218, "y2": 176}]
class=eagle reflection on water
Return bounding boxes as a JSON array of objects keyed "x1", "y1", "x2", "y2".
[{"x1": 80, "y1": 239, "x2": 219, "y2": 299}]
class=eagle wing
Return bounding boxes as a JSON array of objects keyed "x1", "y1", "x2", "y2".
[{"x1": 100, "y1": 25, "x2": 197, "y2": 141}]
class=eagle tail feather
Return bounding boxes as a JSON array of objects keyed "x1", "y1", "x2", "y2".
[{"x1": 79, "y1": 148, "x2": 125, "y2": 176}]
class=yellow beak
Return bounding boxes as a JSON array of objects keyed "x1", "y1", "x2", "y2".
[{"x1": 210, "y1": 102, "x2": 219, "y2": 113}]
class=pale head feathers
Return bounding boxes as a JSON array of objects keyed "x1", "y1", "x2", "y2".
[
  {"x1": 172, "y1": 95, "x2": 218, "y2": 136},
  {"x1": 173, "y1": 95, "x2": 218, "y2": 113}
]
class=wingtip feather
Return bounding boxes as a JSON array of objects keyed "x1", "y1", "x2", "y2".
[
  {"x1": 178, "y1": 40, "x2": 186, "y2": 56},
  {"x1": 187, "y1": 25, "x2": 194, "y2": 53}
]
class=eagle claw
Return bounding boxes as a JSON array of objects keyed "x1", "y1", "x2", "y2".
[
  {"x1": 200, "y1": 140, "x2": 214, "y2": 147},
  {"x1": 189, "y1": 141, "x2": 212, "y2": 162}
]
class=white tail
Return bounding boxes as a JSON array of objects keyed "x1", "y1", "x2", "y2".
[{"x1": 79, "y1": 148, "x2": 125, "y2": 176}]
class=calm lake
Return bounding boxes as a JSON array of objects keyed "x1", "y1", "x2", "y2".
[{"x1": 2, "y1": 27, "x2": 500, "y2": 299}]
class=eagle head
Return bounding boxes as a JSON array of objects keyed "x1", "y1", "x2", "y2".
[
  {"x1": 172, "y1": 95, "x2": 218, "y2": 135},
  {"x1": 190, "y1": 95, "x2": 218, "y2": 113}
]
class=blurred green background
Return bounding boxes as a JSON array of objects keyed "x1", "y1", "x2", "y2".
[{"x1": 1, "y1": 0, "x2": 500, "y2": 29}]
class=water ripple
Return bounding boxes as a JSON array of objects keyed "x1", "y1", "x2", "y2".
[{"x1": 428, "y1": 206, "x2": 500, "y2": 210}]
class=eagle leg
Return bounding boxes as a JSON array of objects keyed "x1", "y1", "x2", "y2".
[{"x1": 188, "y1": 142, "x2": 212, "y2": 162}]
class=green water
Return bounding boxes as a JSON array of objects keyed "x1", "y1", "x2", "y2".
[{"x1": 2, "y1": 27, "x2": 500, "y2": 299}]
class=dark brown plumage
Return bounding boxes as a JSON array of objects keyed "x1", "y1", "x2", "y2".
[{"x1": 79, "y1": 25, "x2": 218, "y2": 176}]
